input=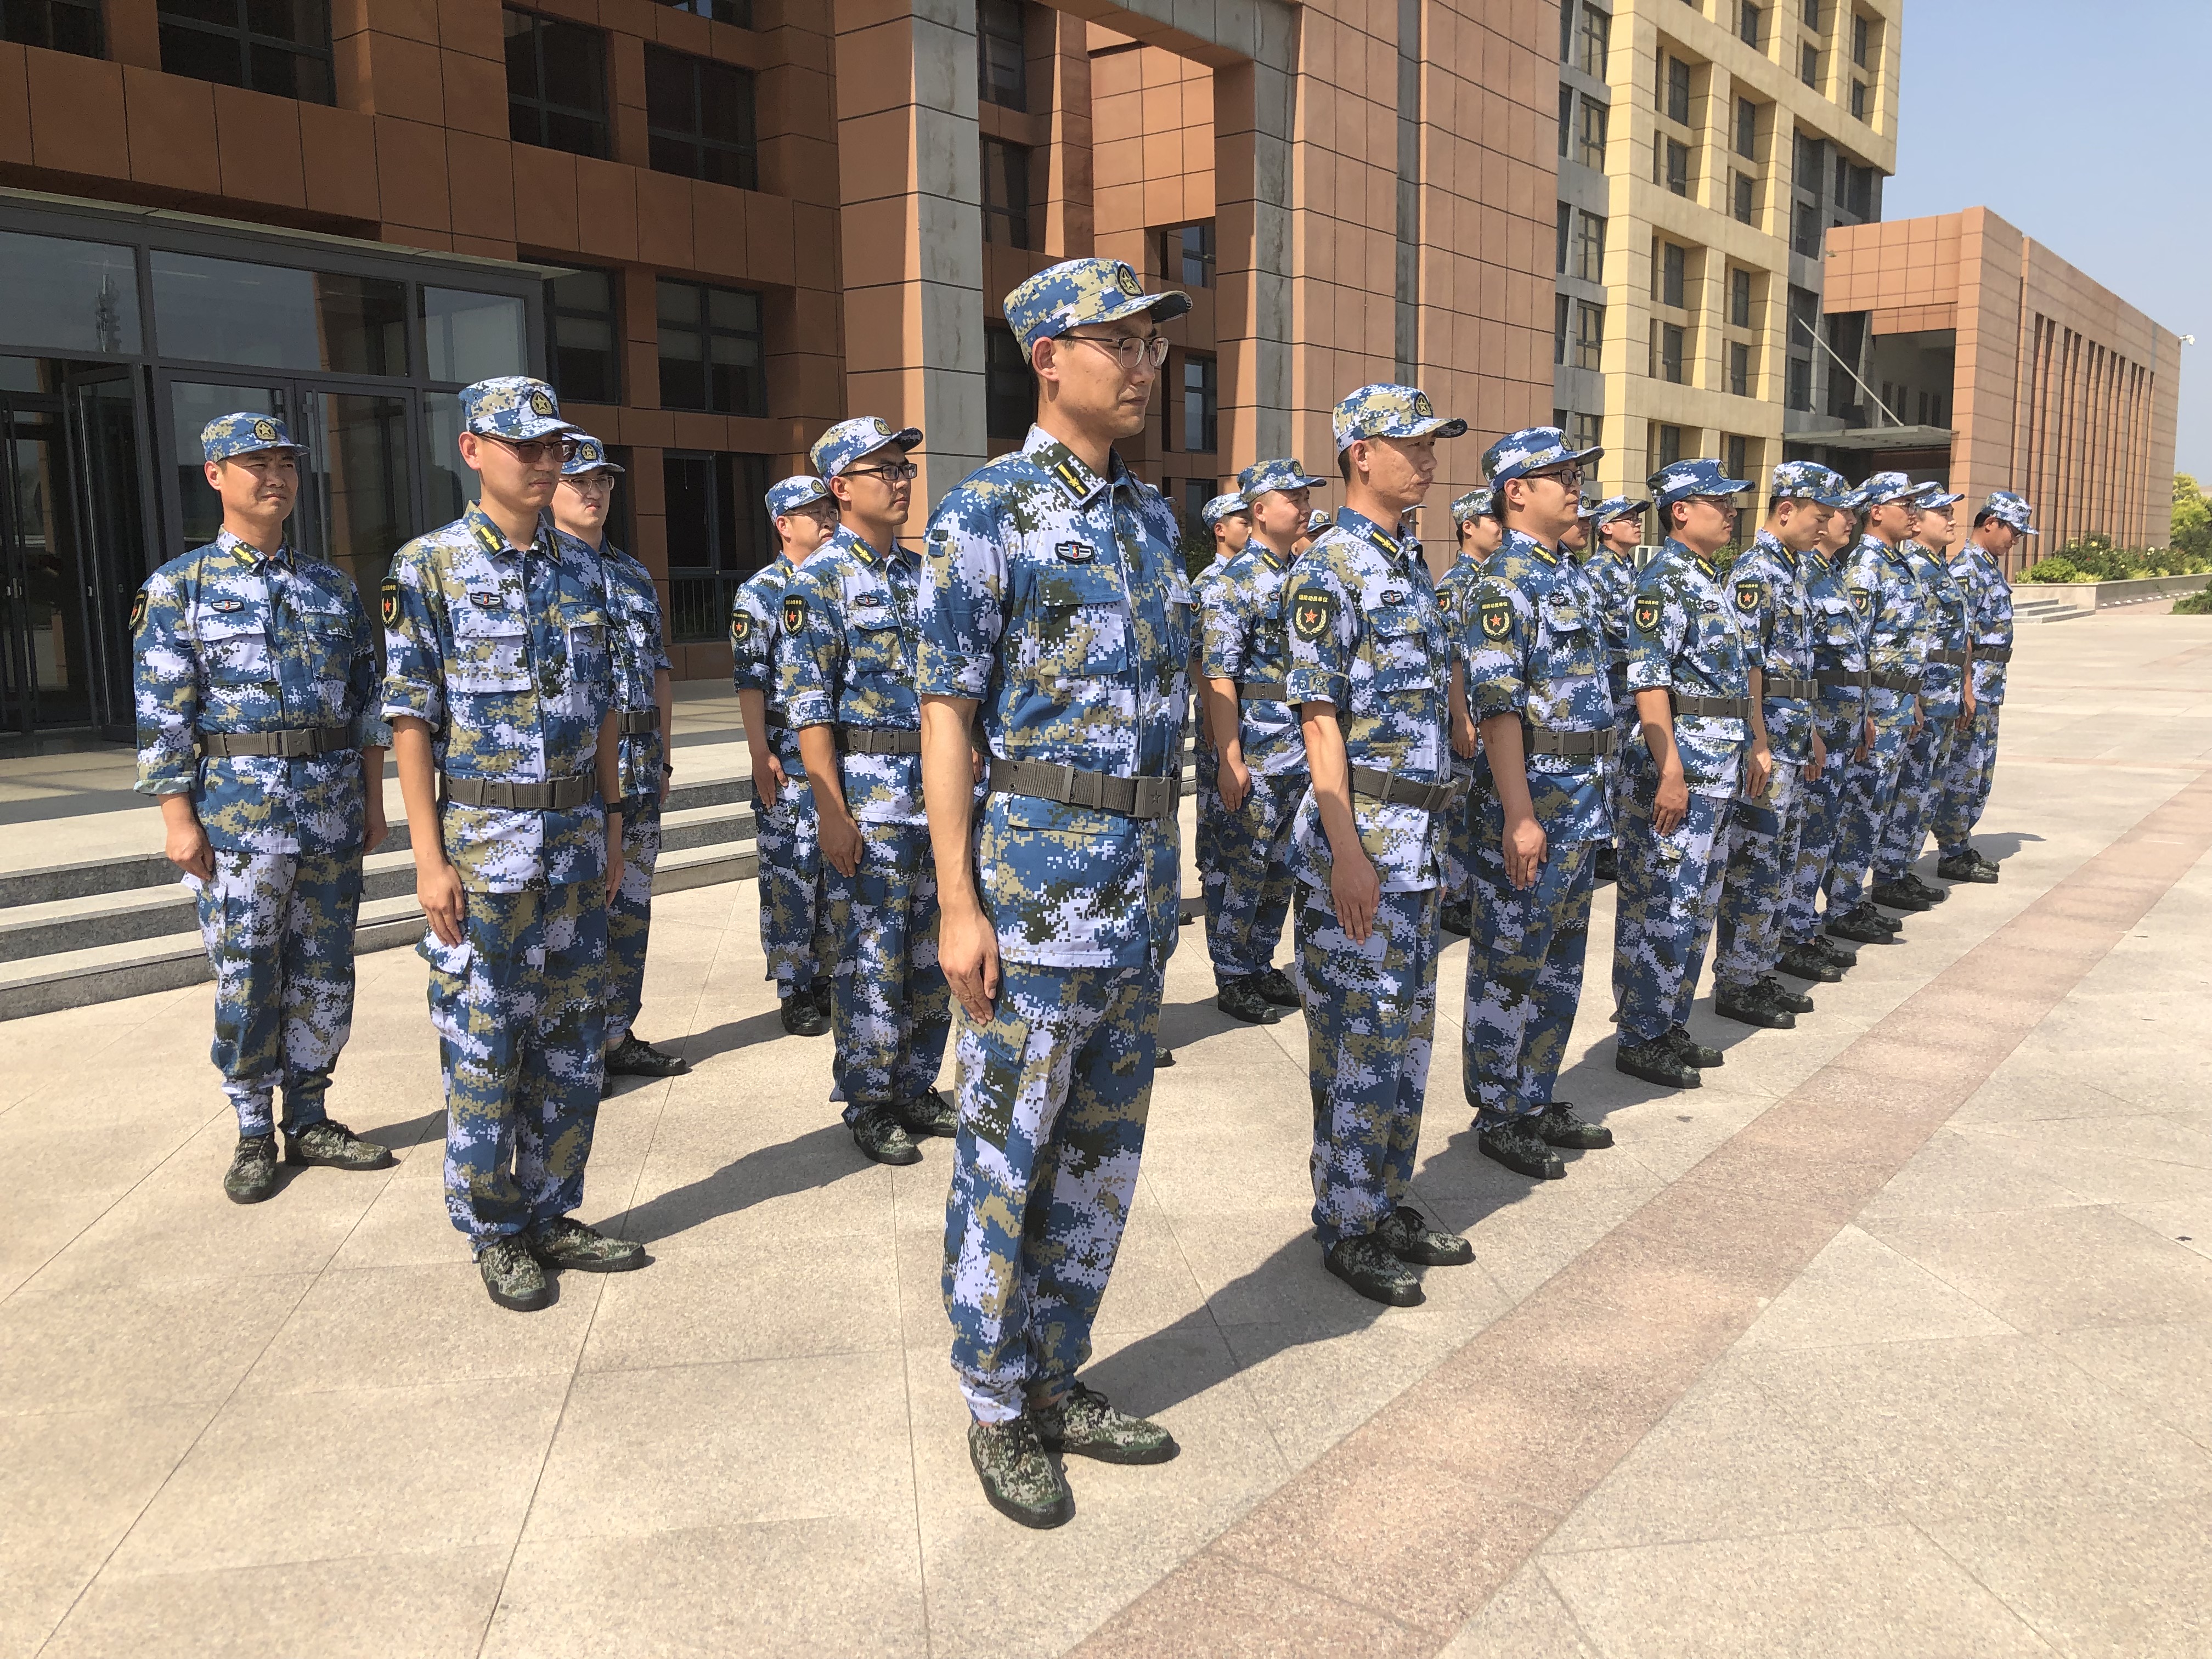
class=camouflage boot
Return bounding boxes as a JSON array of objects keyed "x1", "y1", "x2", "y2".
[
  {"x1": 851, "y1": 1104, "x2": 922, "y2": 1166},
  {"x1": 477, "y1": 1235, "x2": 552, "y2": 1313},
  {"x1": 1374, "y1": 1204, "x2": 1475, "y2": 1266},
  {"x1": 1535, "y1": 1101, "x2": 1614, "y2": 1150},
  {"x1": 527, "y1": 1216, "x2": 648, "y2": 1273},
  {"x1": 1031, "y1": 1382, "x2": 1179, "y2": 1465},
  {"x1": 284, "y1": 1120, "x2": 394, "y2": 1171},
  {"x1": 1323, "y1": 1233, "x2": 1423, "y2": 1306},
  {"x1": 898, "y1": 1088, "x2": 958, "y2": 1139},
  {"x1": 1251, "y1": 967, "x2": 1302, "y2": 1009},
  {"x1": 223, "y1": 1134, "x2": 278, "y2": 1205},
  {"x1": 968, "y1": 1415, "x2": 1074, "y2": 1529}
]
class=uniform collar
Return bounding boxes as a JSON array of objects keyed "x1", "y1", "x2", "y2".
[
  {"x1": 465, "y1": 501, "x2": 554, "y2": 559},
  {"x1": 1337, "y1": 506, "x2": 1413, "y2": 565},
  {"x1": 832, "y1": 523, "x2": 912, "y2": 570},
  {"x1": 1248, "y1": 536, "x2": 1296, "y2": 573},
  {"x1": 1752, "y1": 528, "x2": 1796, "y2": 571},
  {"x1": 215, "y1": 527, "x2": 291, "y2": 570},
  {"x1": 1024, "y1": 426, "x2": 1129, "y2": 506},
  {"x1": 1861, "y1": 532, "x2": 1910, "y2": 570},
  {"x1": 1666, "y1": 536, "x2": 1720, "y2": 580},
  {"x1": 1500, "y1": 527, "x2": 1559, "y2": 567}
]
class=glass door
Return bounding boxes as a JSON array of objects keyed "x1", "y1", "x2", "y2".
[
  {"x1": 1, "y1": 387, "x2": 95, "y2": 732},
  {"x1": 66, "y1": 368, "x2": 154, "y2": 738}
]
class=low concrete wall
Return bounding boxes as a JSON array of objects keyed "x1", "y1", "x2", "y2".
[{"x1": 2013, "y1": 575, "x2": 2211, "y2": 612}]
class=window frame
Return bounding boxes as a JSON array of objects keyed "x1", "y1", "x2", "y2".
[
  {"x1": 1737, "y1": 1, "x2": 1762, "y2": 47},
  {"x1": 1729, "y1": 267, "x2": 1752, "y2": 327},
  {"x1": 1576, "y1": 97, "x2": 1608, "y2": 169},
  {"x1": 980, "y1": 137, "x2": 1035, "y2": 251},
  {"x1": 1160, "y1": 221, "x2": 1216, "y2": 289},
  {"x1": 1574, "y1": 301, "x2": 1605, "y2": 372},
  {"x1": 643, "y1": 42, "x2": 759, "y2": 189},
  {"x1": 1576, "y1": 3, "x2": 1610, "y2": 76},
  {"x1": 1729, "y1": 340, "x2": 1751, "y2": 397},
  {"x1": 984, "y1": 321, "x2": 1036, "y2": 442},
  {"x1": 544, "y1": 266, "x2": 622, "y2": 407},
  {"x1": 1662, "y1": 137, "x2": 1690, "y2": 196},
  {"x1": 662, "y1": 449, "x2": 772, "y2": 644},
  {"x1": 1663, "y1": 54, "x2": 1692, "y2": 125},
  {"x1": 1574, "y1": 210, "x2": 1607, "y2": 283},
  {"x1": 1177, "y1": 351, "x2": 1218, "y2": 455},
  {"x1": 1801, "y1": 42, "x2": 1821, "y2": 89},
  {"x1": 1555, "y1": 292, "x2": 1573, "y2": 366},
  {"x1": 3, "y1": 0, "x2": 104, "y2": 58},
  {"x1": 654, "y1": 276, "x2": 767, "y2": 417},
  {"x1": 504, "y1": 7, "x2": 611, "y2": 160},
  {"x1": 157, "y1": 0, "x2": 335, "y2": 104}
]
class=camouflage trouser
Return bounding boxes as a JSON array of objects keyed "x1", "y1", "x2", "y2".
[
  {"x1": 1194, "y1": 749, "x2": 1226, "y2": 960},
  {"x1": 1878, "y1": 704, "x2": 1960, "y2": 879},
  {"x1": 1713, "y1": 757, "x2": 1807, "y2": 992},
  {"x1": 1783, "y1": 703, "x2": 1864, "y2": 945},
  {"x1": 755, "y1": 766, "x2": 833, "y2": 997},
  {"x1": 603, "y1": 789, "x2": 662, "y2": 1047},
  {"x1": 1297, "y1": 882, "x2": 1440, "y2": 1247},
  {"x1": 825, "y1": 818, "x2": 951, "y2": 1117},
  {"x1": 1204, "y1": 766, "x2": 1306, "y2": 981},
  {"x1": 191, "y1": 849, "x2": 362, "y2": 1137},
  {"x1": 943, "y1": 958, "x2": 1160, "y2": 1423},
  {"x1": 1612, "y1": 788, "x2": 1735, "y2": 1045},
  {"x1": 1934, "y1": 700, "x2": 2002, "y2": 855},
  {"x1": 1605, "y1": 675, "x2": 1637, "y2": 844},
  {"x1": 1442, "y1": 756, "x2": 1479, "y2": 912},
  {"x1": 423, "y1": 881, "x2": 607, "y2": 1247},
  {"x1": 1463, "y1": 834, "x2": 1595, "y2": 1125},
  {"x1": 1824, "y1": 693, "x2": 1914, "y2": 911}
]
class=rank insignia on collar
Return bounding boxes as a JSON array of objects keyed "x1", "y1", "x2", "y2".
[
  {"x1": 129, "y1": 590, "x2": 148, "y2": 633},
  {"x1": 783, "y1": 594, "x2": 806, "y2": 633},
  {"x1": 380, "y1": 577, "x2": 400, "y2": 627},
  {"x1": 1291, "y1": 585, "x2": 1335, "y2": 642},
  {"x1": 1055, "y1": 540, "x2": 1096, "y2": 564},
  {"x1": 730, "y1": 610, "x2": 751, "y2": 645},
  {"x1": 1479, "y1": 596, "x2": 1511, "y2": 642},
  {"x1": 1849, "y1": 586, "x2": 1872, "y2": 618},
  {"x1": 1735, "y1": 579, "x2": 1761, "y2": 614},
  {"x1": 1634, "y1": 596, "x2": 1661, "y2": 634}
]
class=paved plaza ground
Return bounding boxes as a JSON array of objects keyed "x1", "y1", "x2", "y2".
[{"x1": 4, "y1": 602, "x2": 2210, "y2": 1658}]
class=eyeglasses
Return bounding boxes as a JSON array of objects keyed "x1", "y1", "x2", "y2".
[
  {"x1": 482, "y1": 434, "x2": 578, "y2": 466},
  {"x1": 1065, "y1": 332, "x2": 1171, "y2": 372},
  {"x1": 843, "y1": 461, "x2": 918, "y2": 483},
  {"x1": 1523, "y1": 465, "x2": 1585, "y2": 489},
  {"x1": 560, "y1": 472, "x2": 615, "y2": 494}
]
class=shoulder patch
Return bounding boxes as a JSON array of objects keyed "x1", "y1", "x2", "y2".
[
  {"x1": 129, "y1": 589, "x2": 148, "y2": 634},
  {"x1": 783, "y1": 593, "x2": 806, "y2": 634},
  {"x1": 730, "y1": 608, "x2": 751, "y2": 646},
  {"x1": 1735, "y1": 579, "x2": 1762, "y2": 614},
  {"x1": 1633, "y1": 595, "x2": 1661, "y2": 635},
  {"x1": 1849, "y1": 585, "x2": 1872, "y2": 618},
  {"x1": 1290, "y1": 584, "x2": 1336, "y2": 643},
  {"x1": 380, "y1": 577, "x2": 399, "y2": 628},
  {"x1": 1478, "y1": 594, "x2": 1511, "y2": 642}
]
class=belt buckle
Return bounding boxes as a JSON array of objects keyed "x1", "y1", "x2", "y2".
[{"x1": 1133, "y1": 776, "x2": 1167, "y2": 819}]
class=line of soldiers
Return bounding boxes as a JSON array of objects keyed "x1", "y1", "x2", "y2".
[{"x1": 136, "y1": 254, "x2": 2025, "y2": 1536}]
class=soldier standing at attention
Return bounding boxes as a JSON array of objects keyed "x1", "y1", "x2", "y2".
[
  {"x1": 1293, "y1": 507, "x2": 1330, "y2": 556},
  {"x1": 1199, "y1": 457, "x2": 1326, "y2": 1025},
  {"x1": 1709, "y1": 464, "x2": 1835, "y2": 1031},
  {"x1": 1612, "y1": 458, "x2": 1769, "y2": 1092},
  {"x1": 1933, "y1": 492, "x2": 2028, "y2": 882},
  {"x1": 1821, "y1": 472, "x2": 1928, "y2": 946},
  {"x1": 383, "y1": 377, "x2": 644, "y2": 1313},
  {"x1": 1190, "y1": 489, "x2": 1252, "y2": 994},
  {"x1": 1872, "y1": 484, "x2": 1971, "y2": 911},
  {"x1": 1436, "y1": 486, "x2": 1501, "y2": 938},
  {"x1": 1280, "y1": 383, "x2": 1475, "y2": 1308},
  {"x1": 134, "y1": 413, "x2": 394, "y2": 1203},
  {"x1": 550, "y1": 436, "x2": 689, "y2": 1087},
  {"x1": 919, "y1": 258, "x2": 1190, "y2": 1528},
  {"x1": 734, "y1": 477, "x2": 838, "y2": 1037},
  {"x1": 782, "y1": 417, "x2": 955, "y2": 1167},
  {"x1": 1581, "y1": 496, "x2": 1649, "y2": 885},
  {"x1": 1460, "y1": 427, "x2": 1620, "y2": 1180}
]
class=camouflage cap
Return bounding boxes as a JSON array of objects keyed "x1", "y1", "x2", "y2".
[
  {"x1": 1002, "y1": 257, "x2": 1192, "y2": 355},
  {"x1": 1333, "y1": 383, "x2": 1468, "y2": 452},
  {"x1": 1480, "y1": 425, "x2": 1602, "y2": 484},
  {"x1": 1237, "y1": 457, "x2": 1329, "y2": 499},
  {"x1": 1582, "y1": 493, "x2": 1651, "y2": 528},
  {"x1": 1302, "y1": 509, "x2": 1332, "y2": 535},
  {"x1": 1911, "y1": 481, "x2": 1965, "y2": 510},
  {"x1": 765, "y1": 474, "x2": 833, "y2": 517},
  {"x1": 201, "y1": 411, "x2": 306, "y2": 463},
  {"x1": 1200, "y1": 491, "x2": 1249, "y2": 528},
  {"x1": 810, "y1": 416, "x2": 922, "y2": 479},
  {"x1": 1981, "y1": 489, "x2": 2040, "y2": 535},
  {"x1": 460, "y1": 376, "x2": 577, "y2": 442},
  {"x1": 1856, "y1": 469, "x2": 1922, "y2": 507},
  {"x1": 1449, "y1": 486, "x2": 1498, "y2": 527},
  {"x1": 1649, "y1": 457, "x2": 1753, "y2": 509},
  {"x1": 1769, "y1": 459, "x2": 1847, "y2": 507},
  {"x1": 561, "y1": 433, "x2": 624, "y2": 475}
]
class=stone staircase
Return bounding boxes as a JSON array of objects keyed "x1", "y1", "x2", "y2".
[{"x1": 2013, "y1": 595, "x2": 2090, "y2": 625}]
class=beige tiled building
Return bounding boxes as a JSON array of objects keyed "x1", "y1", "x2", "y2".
[
  {"x1": 1550, "y1": 0, "x2": 1900, "y2": 516},
  {"x1": 1821, "y1": 208, "x2": 2184, "y2": 565}
]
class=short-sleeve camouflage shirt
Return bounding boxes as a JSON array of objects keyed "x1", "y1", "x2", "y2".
[
  {"x1": 732, "y1": 556, "x2": 807, "y2": 776},
  {"x1": 1199, "y1": 538, "x2": 1305, "y2": 776},
  {"x1": 597, "y1": 541, "x2": 671, "y2": 803},
  {"x1": 1624, "y1": 538, "x2": 1753, "y2": 798},
  {"x1": 779, "y1": 524, "x2": 926, "y2": 826},
  {"x1": 1728, "y1": 529, "x2": 1816, "y2": 761}
]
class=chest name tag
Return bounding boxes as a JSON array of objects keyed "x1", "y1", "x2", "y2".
[{"x1": 1056, "y1": 541, "x2": 1096, "y2": 565}]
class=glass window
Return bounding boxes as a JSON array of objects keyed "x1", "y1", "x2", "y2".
[
  {"x1": 1555, "y1": 202, "x2": 1572, "y2": 276},
  {"x1": 1726, "y1": 435, "x2": 1748, "y2": 479},
  {"x1": 657, "y1": 278, "x2": 764, "y2": 415},
  {"x1": 153, "y1": 253, "x2": 406, "y2": 374},
  {"x1": 1657, "y1": 323, "x2": 1685, "y2": 384},
  {"x1": 1559, "y1": 0, "x2": 1575, "y2": 63},
  {"x1": 1180, "y1": 354, "x2": 1217, "y2": 454},
  {"x1": 1852, "y1": 11, "x2": 1869, "y2": 64},
  {"x1": 546, "y1": 269, "x2": 621, "y2": 405},
  {"x1": 985, "y1": 323, "x2": 1035, "y2": 442},
  {"x1": 1788, "y1": 284, "x2": 1820, "y2": 348},
  {"x1": 1730, "y1": 267, "x2": 1752, "y2": 326},
  {"x1": 1792, "y1": 197, "x2": 1821, "y2": 257},
  {"x1": 655, "y1": 0, "x2": 750, "y2": 21},
  {"x1": 423, "y1": 393, "x2": 467, "y2": 525},
  {"x1": 978, "y1": 0, "x2": 1026, "y2": 111},
  {"x1": 0, "y1": 232, "x2": 142, "y2": 357},
  {"x1": 1161, "y1": 222, "x2": 1215, "y2": 288},
  {"x1": 158, "y1": 0, "x2": 333, "y2": 104},
  {"x1": 1733, "y1": 171, "x2": 1756, "y2": 224},
  {"x1": 421, "y1": 287, "x2": 527, "y2": 385},
  {"x1": 1736, "y1": 95, "x2": 1758, "y2": 157},
  {"x1": 1801, "y1": 42, "x2": 1820, "y2": 88},
  {"x1": 980, "y1": 139, "x2": 1034, "y2": 250},
  {"x1": 1664, "y1": 55, "x2": 1691, "y2": 124},
  {"x1": 309, "y1": 391, "x2": 411, "y2": 599},
  {"x1": 1575, "y1": 302, "x2": 1605, "y2": 371},
  {"x1": 663, "y1": 449, "x2": 770, "y2": 641},
  {"x1": 1575, "y1": 211, "x2": 1606, "y2": 282},
  {"x1": 1554, "y1": 293, "x2": 1572, "y2": 366},
  {"x1": 1663, "y1": 137, "x2": 1689, "y2": 195},
  {"x1": 1849, "y1": 79, "x2": 1866, "y2": 121},
  {"x1": 1738, "y1": 1, "x2": 1761, "y2": 47},
  {"x1": 645, "y1": 43, "x2": 758, "y2": 189},
  {"x1": 1654, "y1": 241, "x2": 1686, "y2": 307},
  {"x1": 505, "y1": 8, "x2": 609, "y2": 159},
  {"x1": 1576, "y1": 99, "x2": 1607, "y2": 168},
  {"x1": 3, "y1": 0, "x2": 103, "y2": 57},
  {"x1": 1576, "y1": 4, "x2": 1609, "y2": 76},
  {"x1": 1729, "y1": 341, "x2": 1751, "y2": 396},
  {"x1": 1786, "y1": 356, "x2": 1812, "y2": 410},
  {"x1": 1558, "y1": 84, "x2": 1575, "y2": 158},
  {"x1": 1568, "y1": 411, "x2": 1602, "y2": 454},
  {"x1": 1801, "y1": 0, "x2": 1820, "y2": 25},
  {"x1": 1656, "y1": 422, "x2": 1683, "y2": 469}
]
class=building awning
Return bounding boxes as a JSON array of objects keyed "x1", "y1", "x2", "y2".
[{"x1": 1822, "y1": 425, "x2": 1955, "y2": 452}]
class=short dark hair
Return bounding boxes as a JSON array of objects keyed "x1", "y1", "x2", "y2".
[
  {"x1": 1338, "y1": 447, "x2": 1355, "y2": 483},
  {"x1": 1667, "y1": 498, "x2": 1694, "y2": 532},
  {"x1": 1972, "y1": 507, "x2": 1997, "y2": 529}
]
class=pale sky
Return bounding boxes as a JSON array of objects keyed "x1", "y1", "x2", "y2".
[{"x1": 1881, "y1": 0, "x2": 2210, "y2": 486}]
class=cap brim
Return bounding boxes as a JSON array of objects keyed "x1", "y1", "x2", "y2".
[
  {"x1": 1092, "y1": 290, "x2": 1193, "y2": 330},
  {"x1": 473, "y1": 416, "x2": 580, "y2": 441},
  {"x1": 566, "y1": 460, "x2": 625, "y2": 475},
  {"x1": 219, "y1": 441, "x2": 310, "y2": 458},
  {"x1": 1717, "y1": 475, "x2": 1753, "y2": 494}
]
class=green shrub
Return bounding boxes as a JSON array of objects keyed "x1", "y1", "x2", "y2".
[
  {"x1": 2173, "y1": 582, "x2": 2212, "y2": 616},
  {"x1": 2021, "y1": 556, "x2": 2088, "y2": 583},
  {"x1": 2022, "y1": 536, "x2": 2212, "y2": 584}
]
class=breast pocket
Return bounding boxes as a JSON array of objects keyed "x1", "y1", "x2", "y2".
[
  {"x1": 848, "y1": 599, "x2": 909, "y2": 682},
  {"x1": 452, "y1": 604, "x2": 532, "y2": 692},
  {"x1": 562, "y1": 612, "x2": 610, "y2": 710},
  {"x1": 297, "y1": 605, "x2": 354, "y2": 688},
  {"x1": 194, "y1": 611, "x2": 273, "y2": 685},
  {"x1": 1367, "y1": 606, "x2": 1436, "y2": 693},
  {"x1": 1027, "y1": 566, "x2": 1131, "y2": 681},
  {"x1": 1542, "y1": 603, "x2": 1601, "y2": 680}
]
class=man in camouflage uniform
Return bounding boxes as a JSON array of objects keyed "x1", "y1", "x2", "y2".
[
  {"x1": 383, "y1": 376, "x2": 645, "y2": 1312},
  {"x1": 1460, "y1": 427, "x2": 1619, "y2": 1180},
  {"x1": 1613, "y1": 458, "x2": 1769, "y2": 1091},
  {"x1": 1709, "y1": 462, "x2": 1838, "y2": 1030},
  {"x1": 1294, "y1": 507, "x2": 1330, "y2": 555},
  {"x1": 551, "y1": 436, "x2": 689, "y2": 1087},
  {"x1": 733, "y1": 476, "x2": 838, "y2": 1037},
  {"x1": 134, "y1": 413, "x2": 394, "y2": 1203},
  {"x1": 919, "y1": 258, "x2": 1188, "y2": 1528},
  {"x1": 1199, "y1": 456, "x2": 1324, "y2": 1024},
  {"x1": 1822, "y1": 472, "x2": 1929, "y2": 945},
  {"x1": 1581, "y1": 495, "x2": 1649, "y2": 885},
  {"x1": 1934, "y1": 491, "x2": 2028, "y2": 882},
  {"x1": 782, "y1": 417, "x2": 954, "y2": 1166},
  {"x1": 1280, "y1": 383, "x2": 1476, "y2": 1308},
  {"x1": 1776, "y1": 469, "x2": 1872, "y2": 984},
  {"x1": 1872, "y1": 484, "x2": 1971, "y2": 911},
  {"x1": 1190, "y1": 489, "x2": 1252, "y2": 994},
  {"x1": 1436, "y1": 486, "x2": 1501, "y2": 937}
]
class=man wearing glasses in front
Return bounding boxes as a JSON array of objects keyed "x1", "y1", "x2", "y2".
[{"x1": 382, "y1": 376, "x2": 647, "y2": 1314}]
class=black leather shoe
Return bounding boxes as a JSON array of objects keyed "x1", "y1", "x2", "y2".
[
  {"x1": 1716, "y1": 983, "x2": 1795, "y2": 1029},
  {"x1": 1777, "y1": 941, "x2": 1845, "y2": 983},
  {"x1": 605, "y1": 1034, "x2": 691, "y2": 1077},
  {"x1": 1871, "y1": 879, "x2": 1932, "y2": 913},
  {"x1": 1480, "y1": 1117, "x2": 1570, "y2": 1176},
  {"x1": 1324, "y1": 1234, "x2": 1424, "y2": 1305},
  {"x1": 1439, "y1": 905, "x2": 1472, "y2": 938},
  {"x1": 1216, "y1": 975, "x2": 1285, "y2": 1025},
  {"x1": 1826, "y1": 903, "x2": 1894, "y2": 945},
  {"x1": 1535, "y1": 1101, "x2": 1613, "y2": 1149},
  {"x1": 1668, "y1": 1027, "x2": 1724, "y2": 1068},
  {"x1": 899, "y1": 1087, "x2": 958, "y2": 1138},
  {"x1": 1252, "y1": 967, "x2": 1302, "y2": 1009},
  {"x1": 1375, "y1": 1204, "x2": 1474, "y2": 1265},
  {"x1": 780, "y1": 992, "x2": 829, "y2": 1037},
  {"x1": 1594, "y1": 845, "x2": 1618, "y2": 884},
  {"x1": 1616, "y1": 1038, "x2": 1701, "y2": 1090},
  {"x1": 1758, "y1": 974, "x2": 1814, "y2": 1014},
  {"x1": 224, "y1": 1134, "x2": 279, "y2": 1204},
  {"x1": 852, "y1": 1104, "x2": 923, "y2": 1166}
]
